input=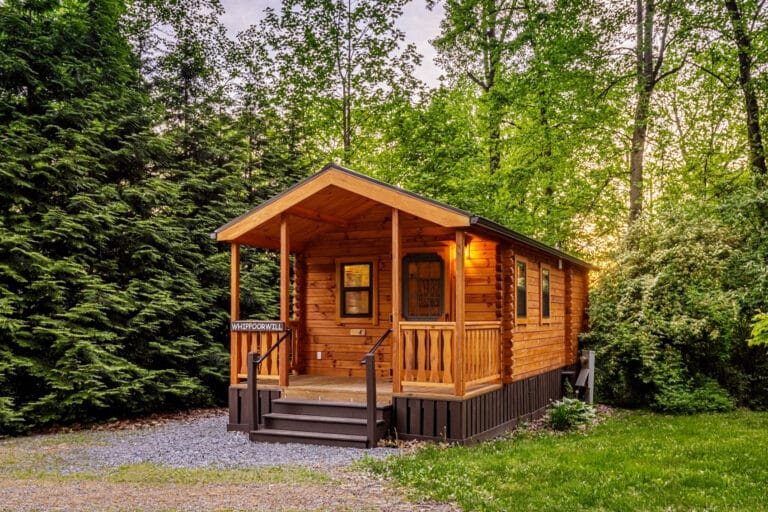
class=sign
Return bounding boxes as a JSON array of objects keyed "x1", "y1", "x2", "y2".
[{"x1": 231, "y1": 320, "x2": 285, "y2": 332}]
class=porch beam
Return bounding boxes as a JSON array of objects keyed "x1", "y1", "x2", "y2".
[
  {"x1": 279, "y1": 215, "x2": 290, "y2": 387},
  {"x1": 230, "y1": 243, "x2": 240, "y2": 385},
  {"x1": 454, "y1": 231, "x2": 466, "y2": 396},
  {"x1": 391, "y1": 208, "x2": 402, "y2": 393},
  {"x1": 288, "y1": 206, "x2": 349, "y2": 228}
]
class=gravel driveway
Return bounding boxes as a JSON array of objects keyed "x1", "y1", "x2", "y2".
[{"x1": 0, "y1": 411, "x2": 459, "y2": 512}]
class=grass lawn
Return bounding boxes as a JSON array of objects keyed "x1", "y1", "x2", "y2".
[{"x1": 364, "y1": 410, "x2": 768, "y2": 511}]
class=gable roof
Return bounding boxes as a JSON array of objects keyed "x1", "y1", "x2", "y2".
[{"x1": 212, "y1": 163, "x2": 592, "y2": 269}]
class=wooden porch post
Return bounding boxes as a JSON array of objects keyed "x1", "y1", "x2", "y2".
[
  {"x1": 230, "y1": 243, "x2": 241, "y2": 385},
  {"x1": 279, "y1": 215, "x2": 290, "y2": 387},
  {"x1": 391, "y1": 208, "x2": 402, "y2": 393},
  {"x1": 454, "y1": 231, "x2": 466, "y2": 396}
]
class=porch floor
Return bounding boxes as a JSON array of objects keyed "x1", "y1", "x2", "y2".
[{"x1": 241, "y1": 374, "x2": 502, "y2": 404}]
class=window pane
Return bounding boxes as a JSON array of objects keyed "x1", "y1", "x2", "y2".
[
  {"x1": 344, "y1": 264, "x2": 370, "y2": 287},
  {"x1": 340, "y1": 262, "x2": 373, "y2": 318},
  {"x1": 344, "y1": 290, "x2": 370, "y2": 315},
  {"x1": 516, "y1": 261, "x2": 527, "y2": 318}
]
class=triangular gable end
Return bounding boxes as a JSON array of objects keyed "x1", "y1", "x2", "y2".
[{"x1": 213, "y1": 164, "x2": 471, "y2": 243}]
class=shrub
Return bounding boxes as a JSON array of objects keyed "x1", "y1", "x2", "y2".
[
  {"x1": 548, "y1": 398, "x2": 596, "y2": 431},
  {"x1": 653, "y1": 378, "x2": 735, "y2": 414},
  {"x1": 581, "y1": 204, "x2": 759, "y2": 410}
]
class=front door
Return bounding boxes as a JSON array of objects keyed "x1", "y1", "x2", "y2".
[{"x1": 402, "y1": 253, "x2": 445, "y2": 321}]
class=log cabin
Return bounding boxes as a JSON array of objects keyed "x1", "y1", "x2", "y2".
[{"x1": 213, "y1": 163, "x2": 592, "y2": 447}]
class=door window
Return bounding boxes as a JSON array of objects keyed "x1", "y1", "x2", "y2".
[{"x1": 403, "y1": 253, "x2": 444, "y2": 321}]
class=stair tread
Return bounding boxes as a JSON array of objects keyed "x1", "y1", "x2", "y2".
[
  {"x1": 274, "y1": 398, "x2": 391, "y2": 409},
  {"x1": 250, "y1": 428, "x2": 367, "y2": 442},
  {"x1": 264, "y1": 412, "x2": 384, "y2": 425}
]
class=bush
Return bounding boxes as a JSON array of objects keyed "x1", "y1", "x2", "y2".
[
  {"x1": 653, "y1": 378, "x2": 735, "y2": 414},
  {"x1": 581, "y1": 205, "x2": 753, "y2": 410},
  {"x1": 548, "y1": 398, "x2": 596, "y2": 431}
]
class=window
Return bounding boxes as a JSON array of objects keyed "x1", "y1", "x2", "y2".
[
  {"x1": 403, "y1": 253, "x2": 444, "y2": 321},
  {"x1": 340, "y1": 262, "x2": 373, "y2": 318},
  {"x1": 516, "y1": 260, "x2": 527, "y2": 319},
  {"x1": 541, "y1": 267, "x2": 551, "y2": 320}
]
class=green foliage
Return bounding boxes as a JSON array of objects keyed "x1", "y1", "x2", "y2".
[
  {"x1": 653, "y1": 378, "x2": 735, "y2": 414},
  {"x1": 366, "y1": 411, "x2": 768, "y2": 511},
  {"x1": 750, "y1": 313, "x2": 768, "y2": 346},
  {"x1": 548, "y1": 398, "x2": 596, "y2": 431},
  {"x1": 583, "y1": 199, "x2": 768, "y2": 410},
  {"x1": 0, "y1": 0, "x2": 284, "y2": 434}
]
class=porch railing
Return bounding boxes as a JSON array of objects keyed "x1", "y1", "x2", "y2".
[
  {"x1": 398, "y1": 321, "x2": 501, "y2": 394},
  {"x1": 464, "y1": 322, "x2": 502, "y2": 388},
  {"x1": 231, "y1": 321, "x2": 295, "y2": 383}
]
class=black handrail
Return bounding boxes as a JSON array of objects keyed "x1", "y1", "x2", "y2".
[
  {"x1": 257, "y1": 329, "x2": 292, "y2": 365},
  {"x1": 361, "y1": 328, "x2": 393, "y2": 364},
  {"x1": 248, "y1": 329, "x2": 292, "y2": 433},
  {"x1": 360, "y1": 328, "x2": 392, "y2": 448}
]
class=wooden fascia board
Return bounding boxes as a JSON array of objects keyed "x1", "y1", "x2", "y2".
[
  {"x1": 215, "y1": 168, "x2": 470, "y2": 242},
  {"x1": 215, "y1": 172, "x2": 337, "y2": 241},
  {"x1": 326, "y1": 171, "x2": 470, "y2": 228}
]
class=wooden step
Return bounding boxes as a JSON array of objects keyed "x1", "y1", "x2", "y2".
[
  {"x1": 263, "y1": 412, "x2": 386, "y2": 436},
  {"x1": 271, "y1": 398, "x2": 389, "y2": 420},
  {"x1": 249, "y1": 428, "x2": 368, "y2": 448}
]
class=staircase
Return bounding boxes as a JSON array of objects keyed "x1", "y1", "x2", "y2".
[{"x1": 249, "y1": 398, "x2": 392, "y2": 448}]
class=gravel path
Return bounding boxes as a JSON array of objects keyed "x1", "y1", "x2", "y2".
[
  {"x1": 58, "y1": 414, "x2": 401, "y2": 473},
  {"x1": 0, "y1": 411, "x2": 459, "y2": 512}
]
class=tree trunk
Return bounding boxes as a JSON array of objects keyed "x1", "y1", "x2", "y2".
[
  {"x1": 629, "y1": 0, "x2": 656, "y2": 223},
  {"x1": 724, "y1": 0, "x2": 767, "y2": 185}
]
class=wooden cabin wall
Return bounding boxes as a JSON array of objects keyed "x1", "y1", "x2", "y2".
[
  {"x1": 296, "y1": 201, "x2": 587, "y2": 382},
  {"x1": 463, "y1": 239, "x2": 499, "y2": 322},
  {"x1": 501, "y1": 243, "x2": 580, "y2": 382},
  {"x1": 566, "y1": 265, "x2": 588, "y2": 365},
  {"x1": 300, "y1": 204, "x2": 391, "y2": 378},
  {"x1": 299, "y1": 205, "x2": 457, "y2": 379}
]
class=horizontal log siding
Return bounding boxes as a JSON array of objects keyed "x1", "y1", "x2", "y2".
[
  {"x1": 505, "y1": 244, "x2": 576, "y2": 382},
  {"x1": 393, "y1": 366, "x2": 566, "y2": 443},
  {"x1": 463, "y1": 239, "x2": 498, "y2": 322},
  {"x1": 300, "y1": 206, "x2": 457, "y2": 379},
  {"x1": 567, "y1": 265, "x2": 588, "y2": 365}
]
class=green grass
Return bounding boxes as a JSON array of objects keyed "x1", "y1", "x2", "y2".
[
  {"x1": 365, "y1": 410, "x2": 768, "y2": 511},
  {"x1": 101, "y1": 463, "x2": 329, "y2": 485}
]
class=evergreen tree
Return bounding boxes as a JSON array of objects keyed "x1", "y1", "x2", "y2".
[{"x1": 0, "y1": 0, "x2": 235, "y2": 432}]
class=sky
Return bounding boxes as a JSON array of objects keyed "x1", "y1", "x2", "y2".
[{"x1": 218, "y1": 0, "x2": 444, "y2": 86}]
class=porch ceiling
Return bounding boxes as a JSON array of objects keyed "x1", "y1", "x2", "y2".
[
  {"x1": 231, "y1": 186, "x2": 382, "y2": 249},
  {"x1": 213, "y1": 164, "x2": 472, "y2": 249}
]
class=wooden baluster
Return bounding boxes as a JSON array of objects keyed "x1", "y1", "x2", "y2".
[
  {"x1": 429, "y1": 329, "x2": 440, "y2": 382},
  {"x1": 404, "y1": 329, "x2": 414, "y2": 381},
  {"x1": 270, "y1": 332, "x2": 279, "y2": 376},
  {"x1": 417, "y1": 329, "x2": 427, "y2": 382},
  {"x1": 489, "y1": 329, "x2": 495, "y2": 376},
  {"x1": 472, "y1": 331, "x2": 485, "y2": 379},
  {"x1": 443, "y1": 329, "x2": 453, "y2": 383},
  {"x1": 485, "y1": 329, "x2": 491, "y2": 377},
  {"x1": 260, "y1": 333, "x2": 270, "y2": 376},
  {"x1": 240, "y1": 332, "x2": 248, "y2": 378},
  {"x1": 469, "y1": 328, "x2": 475, "y2": 381},
  {"x1": 465, "y1": 328, "x2": 472, "y2": 382}
]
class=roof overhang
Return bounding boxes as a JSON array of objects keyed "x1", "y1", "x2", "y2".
[{"x1": 212, "y1": 163, "x2": 594, "y2": 270}]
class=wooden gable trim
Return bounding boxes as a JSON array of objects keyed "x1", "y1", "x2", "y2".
[{"x1": 214, "y1": 165, "x2": 470, "y2": 242}]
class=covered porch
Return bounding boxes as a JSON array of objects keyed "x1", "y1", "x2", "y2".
[{"x1": 221, "y1": 166, "x2": 505, "y2": 402}]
